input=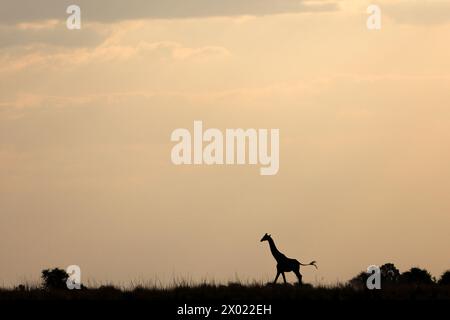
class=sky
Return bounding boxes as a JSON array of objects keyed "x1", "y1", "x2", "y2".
[{"x1": 1, "y1": 0, "x2": 450, "y2": 286}]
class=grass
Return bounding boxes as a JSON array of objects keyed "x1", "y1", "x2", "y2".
[{"x1": 1, "y1": 282, "x2": 450, "y2": 302}]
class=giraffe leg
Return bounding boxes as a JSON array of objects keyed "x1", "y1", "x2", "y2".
[
  {"x1": 294, "y1": 270, "x2": 303, "y2": 285},
  {"x1": 273, "y1": 272, "x2": 280, "y2": 284},
  {"x1": 282, "y1": 272, "x2": 287, "y2": 284}
]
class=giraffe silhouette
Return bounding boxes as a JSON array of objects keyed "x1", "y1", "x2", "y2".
[{"x1": 261, "y1": 233, "x2": 317, "y2": 285}]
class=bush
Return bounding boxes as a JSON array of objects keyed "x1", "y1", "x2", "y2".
[
  {"x1": 438, "y1": 270, "x2": 450, "y2": 285},
  {"x1": 380, "y1": 263, "x2": 400, "y2": 284},
  {"x1": 41, "y1": 268, "x2": 69, "y2": 290},
  {"x1": 400, "y1": 267, "x2": 434, "y2": 285},
  {"x1": 349, "y1": 271, "x2": 369, "y2": 290}
]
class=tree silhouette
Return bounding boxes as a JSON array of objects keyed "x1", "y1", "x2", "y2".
[
  {"x1": 399, "y1": 267, "x2": 434, "y2": 285},
  {"x1": 438, "y1": 270, "x2": 450, "y2": 286},
  {"x1": 41, "y1": 268, "x2": 69, "y2": 290}
]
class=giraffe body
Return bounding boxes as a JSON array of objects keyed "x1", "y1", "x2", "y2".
[{"x1": 260, "y1": 233, "x2": 317, "y2": 285}]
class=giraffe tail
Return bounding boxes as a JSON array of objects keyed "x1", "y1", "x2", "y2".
[{"x1": 300, "y1": 260, "x2": 318, "y2": 269}]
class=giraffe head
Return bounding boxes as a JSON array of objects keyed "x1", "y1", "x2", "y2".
[{"x1": 260, "y1": 233, "x2": 272, "y2": 242}]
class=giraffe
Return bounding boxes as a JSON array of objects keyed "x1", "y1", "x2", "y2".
[{"x1": 260, "y1": 233, "x2": 317, "y2": 285}]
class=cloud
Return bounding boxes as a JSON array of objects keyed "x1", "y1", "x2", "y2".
[
  {"x1": 1, "y1": 0, "x2": 339, "y2": 24},
  {"x1": 138, "y1": 41, "x2": 231, "y2": 61},
  {"x1": 382, "y1": 0, "x2": 450, "y2": 25},
  {"x1": 0, "y1": 39, "x2": 230, "y2": 73},
  {"x1": 0, "y1": 21, "x2": 109, "y2": 48}
]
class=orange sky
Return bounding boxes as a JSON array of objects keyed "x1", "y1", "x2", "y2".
[{"x1": 1, "y1": 0, "x2": 450, "y2": 286}]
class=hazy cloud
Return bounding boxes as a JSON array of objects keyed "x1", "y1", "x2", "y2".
[{"x1": 1, "y1": 0, "x2": 339, "y2": 24}]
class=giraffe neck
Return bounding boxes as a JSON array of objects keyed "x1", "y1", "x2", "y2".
[{"x1": 268, "y1": 238, "x2": 283, "y2": 261}]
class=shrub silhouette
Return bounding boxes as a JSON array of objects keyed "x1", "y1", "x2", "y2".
[
  {"x1": 380, "y1": 263, "x2": 400, "y2": 284},
  {"x1": 399, "y1": 267, "x2": 434, "y2": 285},
  {"x1": 438, "y1": 270, "x2": 450, "y2": 285},
  {"x1": 349, "y1": 271, "x2": 369, "y2": 290},
  {"x1": 41, "y1": 268, "x2": 69, "y2": 290}
]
